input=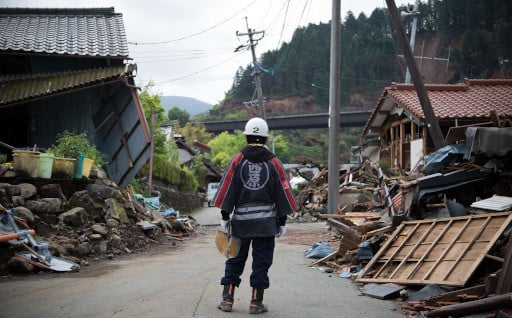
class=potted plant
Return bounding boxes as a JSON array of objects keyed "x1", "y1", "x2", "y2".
[{"x1": 47, "y1": 131, "x2": 106, "y2": 179}]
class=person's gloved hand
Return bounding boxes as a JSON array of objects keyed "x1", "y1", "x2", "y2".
[
  {"x1": 220, "y1": 219, "x2": 228, "y2": 232},
  {"x1": 276, "y1": 226, "x2": 286, "y2": 238}
]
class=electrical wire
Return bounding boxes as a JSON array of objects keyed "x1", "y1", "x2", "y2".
[
  {"x1": 154, "y1": 50, "x2": 246, "y2": 85},
  {"x1": 128, "y1": 0, "x2": 258, "y2": 45}
]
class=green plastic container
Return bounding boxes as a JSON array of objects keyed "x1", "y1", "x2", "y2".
[
  {"x1": 73, "y1": 153, "x2": 85, "y2": 179},
  {"x1": 37, "y1": 153, "x2": 54, "y2": 179}
]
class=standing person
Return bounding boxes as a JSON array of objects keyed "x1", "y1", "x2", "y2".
[{"x1": 212, "y1": 117, "x2": 299, "y2": 314}]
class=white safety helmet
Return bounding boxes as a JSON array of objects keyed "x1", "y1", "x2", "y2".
[{"x1": 243, "y1": 117, "x2": 269, "y2": 137}]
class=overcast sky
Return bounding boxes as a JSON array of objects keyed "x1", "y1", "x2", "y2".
[{"x1": 4, "y1": 0, "x2": 410, "y2": 105}]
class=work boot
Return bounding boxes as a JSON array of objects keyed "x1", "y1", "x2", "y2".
[
  {"x1": 249, "y1": 288, "x2": 268, "y2": 314},
  {"x1": 217, "y1": 283, "x2": 235, "y2": 312}
]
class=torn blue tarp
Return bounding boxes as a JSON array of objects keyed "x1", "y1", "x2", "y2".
[
  {"x1": 421, "y1": 143, "x2": 466, "y2": 175},
  {"x1": 339, "y1": 265, "x2": 363, "y2": 278},
  {"x1": 161, "y1": 208, "x2": 178, "y2": 217},
  {"x1": 306, "y1": 242, "x2": 334, "y2": 259}
]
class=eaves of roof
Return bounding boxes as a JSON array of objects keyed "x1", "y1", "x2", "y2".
[
  {"x1": 0, "y1": 64, "x2": 136, "y2": 107},
  {"x1": 0, "y1": 7, "x2": 129, "y2": 58},
  {"x1": 362, "y1": 79, "x2": 512, "y2": 136}
]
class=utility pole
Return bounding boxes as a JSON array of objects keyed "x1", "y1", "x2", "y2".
[
  {"x1": 403, "y1": 0, "x2": 420, "y2": 84},
  {"x1": 236, "y1": 17, "x2": 266, "y2": 119},
  {"x1": 386, "y1": 0, "x2": 445, "y2": 150},
  {"x1": 148, "y1": 106, "x2": 155, "y2": 196},
  {"x1": 327, "y1": 0, "x2": 341, "y2": 215}
]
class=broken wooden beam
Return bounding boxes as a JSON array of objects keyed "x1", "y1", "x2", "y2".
[
  {"x1": 326, "y1": 218, "x2": 361, "y2": 243},
  {"x1": 424, "y1": 292, "x2": 512, "y2": 318},
  {"x1": 364, "y1": 226, "x2": 394, "y2": 237},
  {"x1": 498, "y1": 236, "x2": 512, "y2": 294},
  {"x1": 424, "y1": 284, "x2": 486, "y2": 307},
  {"x1": 310, "y1": 251, "x2": 338, "y2": 266}
]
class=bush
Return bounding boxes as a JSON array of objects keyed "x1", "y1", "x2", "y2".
[{"x1": 47, "y1": 130, "x2": 106, "y2": 167}]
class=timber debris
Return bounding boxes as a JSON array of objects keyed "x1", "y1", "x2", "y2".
[{"x1": 295, "y1": 125, "x2": 512, "y2": 317}]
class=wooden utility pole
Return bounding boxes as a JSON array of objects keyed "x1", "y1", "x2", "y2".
[
  {"x1": 327, "y1": 0, "x2": 341, "y2": 214},
  {"x1": 147, "y1": 106, "x2": 155, "y2": 196},
  {"x1": 386, "y1": 0, "x2": 445, "y2": 150},
  {"x1": 236, "y1": 17, "x2": 266, "y2": 119}
]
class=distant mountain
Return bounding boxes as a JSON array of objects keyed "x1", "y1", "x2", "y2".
[{"x1": 161, "y1": 96, "x2": 212, "y2": 117}]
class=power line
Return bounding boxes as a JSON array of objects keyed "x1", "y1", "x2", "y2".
[
  {"x1": 128, "y1": 1, "x2": 258, "y2": 45},
  {"x1": 154, "y1": 51, "x2": 245, "y2": 85}
]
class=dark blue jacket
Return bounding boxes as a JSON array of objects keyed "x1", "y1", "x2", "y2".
[{"x1": 213, "y1": 145, "x2": 299, "y2": 238}]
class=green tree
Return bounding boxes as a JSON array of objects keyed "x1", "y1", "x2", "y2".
[
  {"x1": 208, "y1": 131, "x2": 246, "y2": 167},
  {"x1": 138, "y1": 83, "x2": 195, "y2": 191},
  {"x1": 139, "y1": 83, "x2": 167, "y2": 130},
  {"x1": 168, "y1": 107, "x2": 190, "y2": 127},
  {"x1": 208, "y1": 131, "x2": 290, "y2": 168},
  {"x1": 178, "y1": 121, "x2": 213, "y2": 146}
]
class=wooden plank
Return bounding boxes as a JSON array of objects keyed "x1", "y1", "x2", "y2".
[
  {"x1": 356, "y1": 212, "x2": 512, "y2": 286},
  {"x1": 405, "y1": 219, "x2": 453, "y2": 280},
  {"x1": 364, "y1": 226, "x2": 394, "y2": 237},
  {"x1": 424, "y1": 284, "x2": 486, "y2": 306},
  {"x1": 373, "y1": 223, "x2": 420, "y2": 279},
  {"x1": 442, "y1": 216, "x2": 491, "y2": 280},
  {"x1": 389, "y1": 222, "x2": 436, "y2": 279},
  {"x1": 424, "y1": 292, "x2": 512, "y2": 318},
  {"x1": 497, "y1": 236, "x2": 512, "y2": 294},
  {"x1": 460, "y1": 215, "x2": 512, "y2": 285},
  {"x1": 423, "y1": 218, "x2": 471, "y2": 281},
  {"x1": 310, "y1": 251, "x2": 338, "y2": 266}
]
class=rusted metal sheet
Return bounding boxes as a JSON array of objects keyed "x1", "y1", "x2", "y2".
[{"x1": 356, "y1": 212, "x2": 512, "y2": 286}]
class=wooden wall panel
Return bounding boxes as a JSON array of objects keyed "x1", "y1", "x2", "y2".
[{"x1": 356, "y1": 212, "x2": 512, "y2": 286}]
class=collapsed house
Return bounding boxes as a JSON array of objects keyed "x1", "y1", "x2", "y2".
[
  {"x1": 297, "y1": 79, "x2": 512, "y2": 317},
  {"x1": 0, "y1": 7, "x2": 151, "y2": 190}
]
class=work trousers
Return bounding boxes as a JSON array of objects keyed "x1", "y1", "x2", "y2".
[{"x1": 220, "y1": 236, "x2": 275, "y2": 289}]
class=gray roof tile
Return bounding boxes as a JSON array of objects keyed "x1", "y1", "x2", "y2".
[{"x1": 0, "y1": 7, "x2": 129, "y2": 57}]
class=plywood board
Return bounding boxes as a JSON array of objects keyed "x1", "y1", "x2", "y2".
[{"x1": 356, "y1": 212, "x2": 512, "y2": 286}]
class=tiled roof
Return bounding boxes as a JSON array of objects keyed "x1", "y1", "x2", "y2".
[
  {"x1": 0, "y1": 7, "x2": 128, "y2": 57},
  {"x1": 363, "y1": 79, "x2": 512, "y2": 135},
  {"x1": 0, "y1": 64, "x2": 136, "y2": 106}
]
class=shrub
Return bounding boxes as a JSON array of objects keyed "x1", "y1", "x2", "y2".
[{"x1": 47, "y1": 131, "x2": 106, "y2": 167}]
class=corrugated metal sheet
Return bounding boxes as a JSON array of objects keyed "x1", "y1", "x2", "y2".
[
  {"x1": 0, "y1": 7, "x2": 128, "y2": 57},
  {"x1": 471, "y1": 195, "x2": 512, "y2": 211},
  {"x1": 0, "y1": 64, "x2": 136, "y2": 106}
]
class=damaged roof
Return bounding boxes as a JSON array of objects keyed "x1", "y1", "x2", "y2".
[
  {"x1": 0, "y1": 64, "x2": 136, "y2": 107},
  {"x1": 363, "y1": 79, "x2": 512, "y2": 135},
  {"x1": 0, "y1": 7, "x2": 129, "y2": 58}
]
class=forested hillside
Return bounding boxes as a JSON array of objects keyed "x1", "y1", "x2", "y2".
[
  {"x1": 211, "y1": 0, "x2": 512, "y2": 118},
  {"x1": 198, "y1": 0, "x2": 512, "y2": 166}
]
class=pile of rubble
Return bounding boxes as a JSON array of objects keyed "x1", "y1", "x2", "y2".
[
  {"x1": 0, "y1": 167, "x2": 198, "y2": 275},
  {"x1": 296, "y1": 126, "x2": 512, "y2": 317}
]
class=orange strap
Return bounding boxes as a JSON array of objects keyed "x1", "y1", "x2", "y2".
[{"x1": 0, "y1": 230, "x2": 36, "y2": 243}]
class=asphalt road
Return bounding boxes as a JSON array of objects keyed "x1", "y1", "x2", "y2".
[{"x1": 0, "y1": 206, "x2": 405, "y2": 318}]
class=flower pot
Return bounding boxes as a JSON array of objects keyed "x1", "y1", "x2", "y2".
[
  {"x1": 51, "y1": 157, "x2": 76, "y2": 180},
  {"x1": 12, "y1": 150, "x2": 41, "y2": 178},
  {"x1": 37, "y1": 153, "x2": 54, "y2": 179},
  {"x1": 82, "y1": 158, "x2": 94, "y2": 178}
]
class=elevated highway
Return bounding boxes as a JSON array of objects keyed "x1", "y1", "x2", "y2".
[{"x1": 202, "y1": 111, "x2": 372, "y2": 133}]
